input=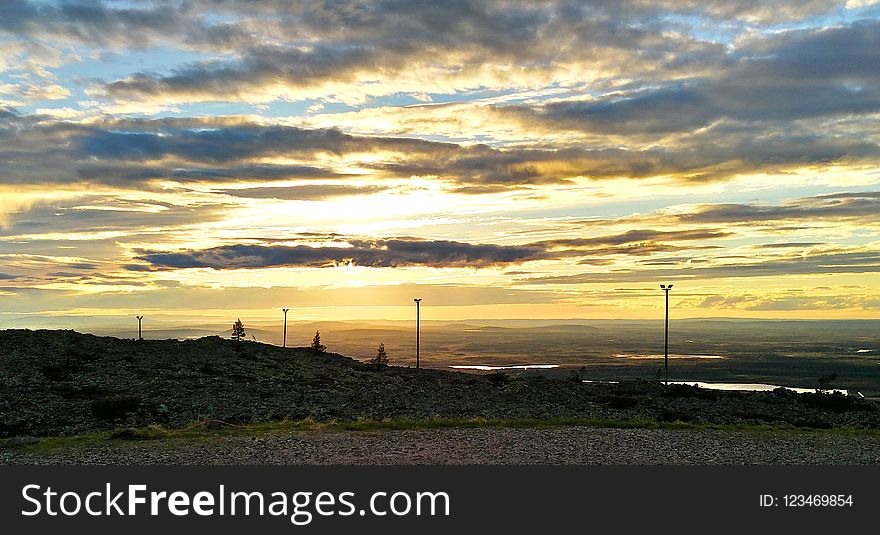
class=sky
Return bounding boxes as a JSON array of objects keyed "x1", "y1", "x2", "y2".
[{"x1": 1, "y1": 0, "x2": 880, "y2": 326}]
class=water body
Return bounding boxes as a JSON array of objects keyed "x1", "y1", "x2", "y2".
[
  {"x1": 669, "y1": 381, "x2": 852, "y2": 396},
  {"x1": 583, "y1": 379, "x2": 855, "y2": 396},
  {"x1": 449, "y1": 364, "x2": 560, "y2": 371},
  {"x1": 612, "y1": 354, "x2": 725, "y2": 360}
]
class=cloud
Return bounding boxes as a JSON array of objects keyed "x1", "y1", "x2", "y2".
[
  {"x1": 0, "y1": 112, "x2": 457, "y2": 185},
  {"x1": 77, "y1": 1, "x2": 731, "y2": 107},
  {"x1": 677, "y1": 192, "x2": 880, "y2": 225},
  {"x1": 693, "y1": 291, "x2": 880, "y2": 310},
  {"x1": 101, "y1": 44, "x2": 388, "y2": 104},
  {"x1": 566, "y1": 192, "x2": 880, "y2": 229},
  {"x1": 756, "y1": 242, "x2": 826, "y2": 248},
  {"x1": 0, "y1": 81, "x2": 70, "y2": 106},
  {"x1": 0, "y1": 0, "x2": 252, "y2": 50},
  {"x1": 522, "y1": 248, "x2": 880, "y2": 284},
  {"x1": 0, "y1": 194, "x2": 233, "y2": 241},
  {"x1": 133, "y1": 239, "x2": 548, "y2": 269},
  {"x1": 496, "y1": 20, "x2": 880, "y2": 140},
  {"x1": 219, "y1": 185, "x2": 390, "y2": 200},
  {"x1": 532, "y1": 229, "x2": 732, "y2": 249},
  {"x1": 1, "y1": 1, "x2": 863, "y2": 112},
  {"x1": 3, "y1": 105, "x2": 880, "y2": 188},
  {"x1": 0, "y1": 282, "x2": 564, "y2": 315},
  {"x1": 130, "y1": 227, "x2": 732, "y2": 271}
]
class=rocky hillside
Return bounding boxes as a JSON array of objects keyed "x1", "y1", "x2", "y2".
[{"x1": 1, "y1": 329, "x2": 878, "y2": 437}]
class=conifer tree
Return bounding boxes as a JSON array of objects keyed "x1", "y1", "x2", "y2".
[
  {"x1": 371, "y1": 342, "x2": 389, "y2": 366},
  {"x1": 310, "y1": 330, "x2": 326, "y2": 354},
  {"x1": 231, "y1": 318, "x2": 246, "y2": 341}
]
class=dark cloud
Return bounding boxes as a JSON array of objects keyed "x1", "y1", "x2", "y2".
[
  {"x1": 522, "y1": 249, "x2": 880, "y2": 284},
  {"x1": 103, "y1": 44, "x2": 385, "y2": 101},
  {"x1": 0, "y1": 113, "x2": 456, "y2": 185},
  {"x1": 1, "y1": 1, "x2": 862, "y2": 125},
  {"x1": 501, "y1": 21, "x2": 880, "y2": 137},
  {"x1": 756, "y1": 242, "x2": 825, "y2": 248},
  {"x1": 0, "y1": 6, "x2": 880, "y2": 193},
  {"x1": 0, "y1": 0, "x2": 253, "y2": 50},
  {"x1": 130, "y1": 228, "x2": 731, "y2": 270},
  {"x1": 565, "y1": 192, "x2": 880, "y2": 228},
  {"x1": 72, "y1": 122, "x2": 443, "y2": 163},
  {"x1": 133, "y1": 239, "x2": 548, "y2": 269},
  {"x1": 81, "y1": 0, "x2": 855, "y2": 106},
  {"x1": 0, "y1": 195, "x2": 233, "y2": 239},
  {"x1": 219, "y1": 185, "x2": 389, "y2": 200},
  {"x1": 91, "y1": 1, "x2": 714, "y2": 102},
  {"x1": 1, "y1": 1, "x2": 842, "y2": 49},
  {"x1": 678, "y1": 192, "x2": 880, "y2": 225},
  {"x1": 533, "y1": 229, "x2": 731, "y2": 248},
  {"x1": 3, "y1": 107, "x2": 880, "y2": 187}
]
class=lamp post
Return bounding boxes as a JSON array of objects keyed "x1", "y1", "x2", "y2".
[
  {"x1": 282, "y1": 308, "x2": 289, "y2": 348},
  {"x1": 660, "y1": 284, "x2": 673, "y2": 385},
  {"x1": 136, "y1": 315, "x2": 143, "y2": 341},
  {"x1": 414, "y1": 298, "x2": 422, "y2": 369}
]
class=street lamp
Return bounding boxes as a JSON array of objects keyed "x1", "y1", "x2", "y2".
[
  {"x1": 660, "y1": 284, "x2": 673, "y2": 385},
  {"x1": 282, "y1": 308, "x2": 290, "y2": 348},
  {"x1": 136, "y1": 315, "x2": 144, "y2": 341},
  {"x1": 414, "y1": 298, "x2": 422, "y2": 369}
]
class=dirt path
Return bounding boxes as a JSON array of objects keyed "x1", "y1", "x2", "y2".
[{"x1": 4, "y1": 426, "x2": 879, "y2": 465}]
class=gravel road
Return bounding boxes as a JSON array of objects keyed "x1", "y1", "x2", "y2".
[{"x1": 4, "y1": 426, "x2": 879, "y2": 464}]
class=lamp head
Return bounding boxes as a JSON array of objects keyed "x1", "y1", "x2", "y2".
[
  {"x1": 660, "y1": 284, "x2": 666, "y2": 289},
  {"x1": 414, "y1": 298, "x2": 422, "y2": 303}
]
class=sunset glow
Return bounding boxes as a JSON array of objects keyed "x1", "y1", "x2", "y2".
[{"x1": 2, "y1": 0, "x2": 880, "y2": 327}]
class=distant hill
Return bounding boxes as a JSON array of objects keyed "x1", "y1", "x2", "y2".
[{"x1": 1, "y1": 329, "x2": 878, "y2": 438}]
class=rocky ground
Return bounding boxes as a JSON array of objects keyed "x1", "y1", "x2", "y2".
[
  {"x1": 2, "y1": 329, "x2": 879, "y2": 440},
  {"x1": 4, "y1": 426, "x2": 879, "y2": 465}
]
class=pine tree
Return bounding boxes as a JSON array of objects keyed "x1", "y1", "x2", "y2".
[
  {"x1": 371, "y1": 342, "x2": 389, "y2": 366},
  {"x1": 231, "y1": 318, "x2": 246, "y2": 341},
  {"x1": 310, "y1": 330, "x2": 326, "y2": 354},
  {"x1": 817, "y1": 372, "x2": 838, "y2": 391}
]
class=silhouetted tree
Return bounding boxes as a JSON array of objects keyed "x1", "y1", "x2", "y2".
[
  {"x1": 486, "y1": 372, "x2": 508, "y2": 386},
  {"x1": 231, "y1": 318, "x2": 246, "y2": 342},
  {"x1": 817, "y1": 372, "x2": 838, "y2": 391},
  {"x1": 371, "y1": 342, "x2": 389, "y2": 366},
  {"x1": 310, "y1": 330, "x2": 326, "y2": 354}
]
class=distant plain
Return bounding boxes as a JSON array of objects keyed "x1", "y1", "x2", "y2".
[{"x1": 20, "y1": 318, "x2": 878, "y2": 397}]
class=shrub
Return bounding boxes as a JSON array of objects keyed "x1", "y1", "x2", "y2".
[
  {"x1": 658, "y1": 408, "x2": 697, "y2": 423},
  {"x1": 817, "y1": 372, "x2": 838, "y2": 391},
  {"x1": 486, "y1": 372, "x2": 508, "y2": 386},
  {"x1": 664, "y1": 383, "x2": 718, "y2": 400},
  {"x1": 40, "y1": 365, "x2": 68, "y2": 382},
  {"x1": 90, "y1": 396, "x2": 141, "y2": 420},
  {"x1": 370, "y1": 343, "x2": 389, "y2": 366},
  {"x1": 793, "y1": 418, "x2": 833, "y2": 429},
  {"x1": 799, "y1": 392, "x2": 873, "y2": 412},
  {"x1": 604, "y1": 395, "x2": 639, "y2": 410}
]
